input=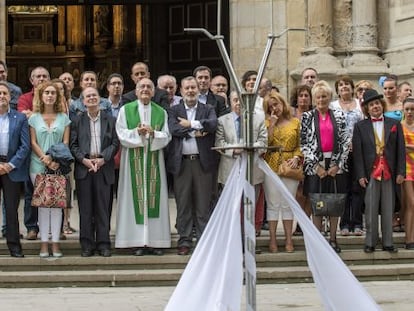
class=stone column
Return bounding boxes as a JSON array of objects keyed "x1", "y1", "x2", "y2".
[
  {"x1": 292, "y1": 0, "x2": 343, "y2": 80},
  {"x1": 0, "y1": 0, "x2": 6, "y2": 60},
  {"x1": 344, "y1": 0, "x2": 388, "y2": 73}
]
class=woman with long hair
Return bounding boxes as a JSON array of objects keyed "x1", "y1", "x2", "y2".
[
  {"x1": 264, "y1": 90, "x2": 302, "y2": 253},
  {"x1": 29, "y1": 81, "x2": 71, "y2": 258}
]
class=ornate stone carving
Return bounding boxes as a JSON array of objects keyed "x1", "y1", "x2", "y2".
[
  {"x1": 307, "y1": 24, "x2": 333, "y2": 47},
  {"x1": 353, "y1": 24, "x2": 378, "y2": 47},
  {"x1": 334, "y1": 25, "x2": 353, "y2": 51}
]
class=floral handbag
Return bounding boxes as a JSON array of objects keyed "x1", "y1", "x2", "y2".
[{"x1": 31, "y1": 172, "x2": 67, "y2": 208}]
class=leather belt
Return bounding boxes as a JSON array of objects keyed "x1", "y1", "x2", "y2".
[
  {"x1": 0, "y1": 155, "x2": 7, "y2": 162},
  {"x1": 183, "y1": 154, "x2": 199, "y2": 160}
]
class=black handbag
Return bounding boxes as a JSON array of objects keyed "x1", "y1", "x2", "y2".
[{"x1": 309, "y1": 178, "x2": 346, "y2": 217}]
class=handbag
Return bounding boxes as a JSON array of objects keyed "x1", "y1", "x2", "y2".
[
  {"x1": 277, "y1": 160, "x2": 304, "y2": 181},
  {"x1": 309, "y1": 178, "x2": 346, "y2": 217},
  {"x1": 31, "y1": 172, "x2": 67, "y2": 208}
]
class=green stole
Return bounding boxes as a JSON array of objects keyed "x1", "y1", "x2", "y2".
[{"x1": 124, "y1": 101, "x2": 165, "y2": 224}]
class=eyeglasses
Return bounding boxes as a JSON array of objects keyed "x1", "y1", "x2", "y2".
[
  {"x1": 357, "y1": 88, "x2": 368, "y2": 92},
  {"x1": 109, "y1": 81, "x2": 123, "y2": 86}
]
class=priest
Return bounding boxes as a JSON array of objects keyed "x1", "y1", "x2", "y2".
[{"x1": 115, "y1": 78, "x2": 171, "y2": 255}]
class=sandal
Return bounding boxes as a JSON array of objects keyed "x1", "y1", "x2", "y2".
[
  {"x1": 63, "y1": 225, "x2": 73, "y2": 235},
  {"x1": 68, "y1": 222, "x2": 77, "y2": 233},
  {"x1": 329, "y1": 240, "x2": 341, "y2": 253}
]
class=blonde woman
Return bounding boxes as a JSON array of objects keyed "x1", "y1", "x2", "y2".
[
  {"x1": 29, "y1": 81, "x2": 71, "y2": 258},
  {"x1": 264, "y1": 91, "x2": 302, "y2": 253},
  {"x1": 300, "y1": 81, "x2": 350, "y2": 253}
]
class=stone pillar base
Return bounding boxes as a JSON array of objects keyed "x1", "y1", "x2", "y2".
[
  {"x1": 291, "y1": 48, "x2": 345, "y2": 82},
  {"x1": 344, "y1": 52, "x2": 389, "y2": 74}
]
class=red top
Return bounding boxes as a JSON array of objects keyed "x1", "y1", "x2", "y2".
[{"x1": 17, "y1": 90, "x2": 34, "y2": 112}]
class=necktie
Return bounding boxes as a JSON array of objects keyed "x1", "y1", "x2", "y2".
[{"x1": 371, "y1": 117, "x2": 383, "y2": 122}]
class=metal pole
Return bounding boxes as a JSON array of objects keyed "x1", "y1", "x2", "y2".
[
  {"x1": 241, "y1": 92, "x2": 257, "y2": 311},
  {"x1": 184, "y1": 3, "x2": 304, "y2": 309}
]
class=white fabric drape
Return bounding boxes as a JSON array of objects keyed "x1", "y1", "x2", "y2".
[
  {"x1": 257, "y1": 159, "x2": 381, "y2": 311},
  {"x1": 165, "y1": 156, "x2": 381, "y2": 311},
  {"x1": 165, "y1": 156, "x2": 246, "y2": 311}
]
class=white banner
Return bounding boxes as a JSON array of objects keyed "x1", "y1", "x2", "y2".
[{"x1": 165, "y1": 156, "x2": 381, "y2": 311}]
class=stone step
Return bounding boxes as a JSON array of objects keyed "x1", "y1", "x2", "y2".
[
  {"x1": 0, "y1": 233, "x2": 406, "y2": 256},
  {"x1": 0, "y1": 248, "x2": 413, "y2": 272},
  {"x1": 0, "y1": 262, "x2": 413, "y2": 288}
]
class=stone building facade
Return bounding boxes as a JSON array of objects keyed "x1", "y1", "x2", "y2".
[
  {"x1": 230, "y1": 0, "x2": 414, "y2": 98},
  {"x1": 0, "y1": 0, "x2": 413, "y2": 98}
]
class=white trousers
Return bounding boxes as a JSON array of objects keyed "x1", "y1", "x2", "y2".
[
  {"x1": 264, "y1": 175, "x2": 299, "y2": 221},
  {"x1": 31, "y1": 173, "x2": 62, "y2": 243}
]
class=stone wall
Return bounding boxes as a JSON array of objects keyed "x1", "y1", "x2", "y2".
[{"x1": 230, "y1": 0, "x2": 414, "y2": 99}]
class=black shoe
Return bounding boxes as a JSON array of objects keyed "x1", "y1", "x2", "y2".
[
  {"x1": 364, "y1": 246, "x2": 375, "y2": 253},
  {"x1": 152, "y1": 249, "x2": 164, "y2": 256},
  {"x1": 382, "y1": 246, "x2": 398, "y2": 253},
  {"x1": 81, "y1": 250, "x2": 94, "y2": 257},
  {"x1": 10, "y1": 250, "x2": 24, "y2": 258},
  {"x1": 134, "y1": 248, "x2": 148, "y2": 256},
  {"x1": 329, "y1": 240, "x2": 341, "y2": 253},
  {"x1": 99, "y1": 249, "x2": 111, "y2": 257},
  {"x1": 405, "y1": 243, "x2": 414, "y2": 250}
]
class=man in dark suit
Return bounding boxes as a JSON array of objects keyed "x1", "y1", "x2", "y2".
[
  {"x1": 167, "y1": 76, "x2": 218, "y2": 255},
  {"x1": 0, "y1": 81, "x2": 30, "y2": 257},
  {"x1": 193, "y1": 66, "x2": 229, "y2": 117},
  {"x1": 353, "y1": 89, "x2": 405, "y2": 253},
  {"x1": 123, "y1": 62, "x2": 169, "y2": 110},
  {"x1": 70, "y1": 87, "x2": 119, "y2": 257}
]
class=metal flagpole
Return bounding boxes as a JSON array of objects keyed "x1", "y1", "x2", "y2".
[{"x1": 185, "y1": 1, "x2": 305, "y2": 309}]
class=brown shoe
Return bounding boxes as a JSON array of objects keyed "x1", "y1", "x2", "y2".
[{"x1": 26, "y1": 230, "x2": 38, "y2": 240}]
